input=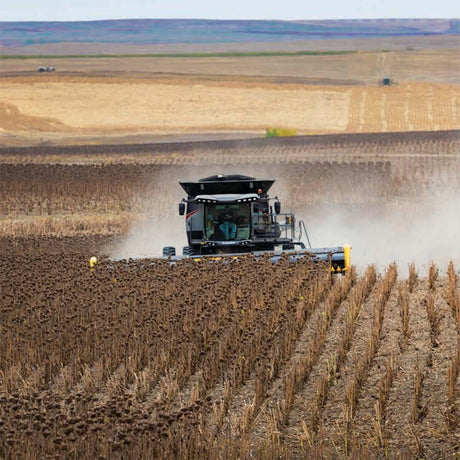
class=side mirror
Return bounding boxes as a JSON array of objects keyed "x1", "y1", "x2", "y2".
[
  {"x1": 179, "y1": 202, "x2": 185, "y2": 216},
  {"x1": 274, "y1": 201, "x2": 281, "y2": 214}
]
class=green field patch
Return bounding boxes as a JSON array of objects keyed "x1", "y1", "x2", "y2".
[{"x1": 0, "y1": 50, "x2": 354, "y2": 60}]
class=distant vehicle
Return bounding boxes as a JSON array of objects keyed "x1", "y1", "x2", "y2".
[{"x1": 36, "y1": 66, "x2": 56, "y2": 72}]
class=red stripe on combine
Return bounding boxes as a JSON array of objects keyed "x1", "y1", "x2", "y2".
[{"x1": 186, "y1": 209, "x2": 199, "y2": 220}]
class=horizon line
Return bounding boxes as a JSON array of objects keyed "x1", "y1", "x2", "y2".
[{"x1": 1, "y1": 17, "x2": 459, "y2": 23}]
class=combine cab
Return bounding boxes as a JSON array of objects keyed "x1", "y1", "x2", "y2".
[{"x1": 163, "y1": 174, "x2": 350, "y2": 273}]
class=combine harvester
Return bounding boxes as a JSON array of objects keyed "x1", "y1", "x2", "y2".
[{"x1": 162, "y1": 174, "x2": 350, "y2": 273}]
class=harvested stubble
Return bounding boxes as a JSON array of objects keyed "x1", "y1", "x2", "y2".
[
  {"x1": 446, "y1": 262, "x2": 460, "y2": 425},
  {"x1": 345, "y1": 264, "x2": 397, "y2": 418},
  {"x1": 1, "y1": 241, "x2": 460, "y2": 458}
]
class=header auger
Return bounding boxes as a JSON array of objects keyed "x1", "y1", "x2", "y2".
[{"x1": 162, "y1": 174, "x2": 350, "y2": 273}]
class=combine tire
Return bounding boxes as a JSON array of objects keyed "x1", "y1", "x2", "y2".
[
  {"x1": 183, "y1": 246, "x2": 195, "y2": 256},
  {"x1": 162, "y1": 246, "x2": 176, "y2": 257}
]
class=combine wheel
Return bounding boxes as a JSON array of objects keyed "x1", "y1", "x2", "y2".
[
  {"x1": 183, "y1": 246, "x2": 195, "y2": 257},
  {"x1": 162, "y1": 246, "x2": 176, "y2": 257}
]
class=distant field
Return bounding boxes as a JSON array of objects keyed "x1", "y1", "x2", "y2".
[
  {"x1": 1, "y1": 37, "x2": 459, "y2": 146},
  {"x1": 1, "y1": 50, "x2": 354, "y2": 59},
  {"x1": 2, "y1": 48, "x2": 459, "y2": 85},
  {"x1": 1, "y1": 27, "x2": 459, "y2": 146},
  {"x1": 0, "y1": 76, "x2": 458, "y2": 146}
]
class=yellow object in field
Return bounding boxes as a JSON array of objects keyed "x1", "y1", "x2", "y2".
[
  {"x1": 89, "y1": 256, "x2": 98, "y2": 269},
  {"x1": 344, "y1": 244, "x2": 351, "y2": 271},
  {"x1": 265, "y1": 127, "x2": 297, "y2": 137}
]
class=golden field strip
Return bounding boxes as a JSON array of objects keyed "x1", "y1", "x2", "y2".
[{"x1": 0, "y1": 77, "x2": 459, "y2": 146}]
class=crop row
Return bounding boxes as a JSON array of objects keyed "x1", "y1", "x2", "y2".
[
  {"x1": 2, "y1": 156, "x2": 459, "y2": 221},
  {"x1": 0, "y1": 162, "x2": 391, "y2": 217}
]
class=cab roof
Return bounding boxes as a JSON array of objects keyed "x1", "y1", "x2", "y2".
[{"x1": 179, "y1": 174, "x2": 275, "y2": 197}]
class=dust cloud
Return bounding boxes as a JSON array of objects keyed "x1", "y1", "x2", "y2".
[
  {"x1": 111, "y1": 213, "x2": 187, "y2": 260},
  {"x1": 111, "y1": 168, "x2": 185, "y2": 259},
  {"x1": 111, "y1": 161, "x2": 460, "y2": 275},
  {"x1": 301, "y1": 187, "x2": 460, "y2": 276}
]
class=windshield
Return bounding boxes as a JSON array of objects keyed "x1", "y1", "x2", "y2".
[{"x1": 204, "y1": 203, "x2": 250, "y2": 240}]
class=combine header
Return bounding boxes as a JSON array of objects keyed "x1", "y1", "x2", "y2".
[{"x1": 162, "y1": 174, "x2": 350, "y2": 273}]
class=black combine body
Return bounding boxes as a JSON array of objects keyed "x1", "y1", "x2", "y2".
[{"x1": 162, "y1": 174, "x2": 350, "y2": 273}]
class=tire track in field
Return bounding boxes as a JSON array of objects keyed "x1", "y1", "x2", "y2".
[
  {"x1": 342, "y1": 278, "x2": 402, "y2": 452},
  {"x1": 381, "y1": 271, "x2": 431, "y2": 456},
  {"x1": 417, "y1": 271, "x2": 459, "y2": 458},
  {"x1": 303, "y1": 268, "x2": 384, "y2": 453},
  {"x1": 281, "y1": 267, "x2": 378, "y2": 449}
]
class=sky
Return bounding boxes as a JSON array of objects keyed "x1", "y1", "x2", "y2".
[{"x1": 1, "y1": 0, "x2": 459, "y2": 22}]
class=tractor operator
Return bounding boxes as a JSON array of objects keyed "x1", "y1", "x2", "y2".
[{"x1": 219, "y1": 207, "x2": 237, "y2": 240}]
